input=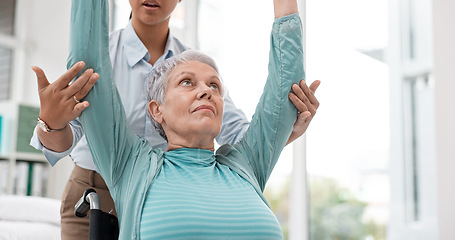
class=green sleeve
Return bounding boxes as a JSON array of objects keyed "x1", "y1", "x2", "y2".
[
  {"x1": 67, "y1": 0, "x2": 141, "y2": 189},
  {"x1": 235, "y1": 13, "x2": 304, "y2": 191}
]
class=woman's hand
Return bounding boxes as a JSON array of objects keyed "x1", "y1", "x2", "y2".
[
  {"x1": 32, "y1": 61, "x2": 99, "y2": 129},
  {"x1": 286, "y1": 79, "x2": 321, "y2": 145}
]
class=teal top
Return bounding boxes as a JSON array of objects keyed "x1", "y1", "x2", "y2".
[
  {"x1": 140, "y1": 148, "x2": 282, "y2": 239},
  {"x1": 68, "y1": 0, "x2": 304, "y2": 239}
]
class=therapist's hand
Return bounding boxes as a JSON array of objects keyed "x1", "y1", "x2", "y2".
[
  {"x1": 286, "y1": 79, "x2": 321, "y2": 145},
  {"x1": 32, "y1": 61, "x2": 99, "y2": 130}
]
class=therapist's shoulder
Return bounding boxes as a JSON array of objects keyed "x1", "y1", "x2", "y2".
[
  {"x1": 169, "y1": 35, "x2": 190, "y2": 55},
  {"x1": 109, "y1": 28, "x2": 123, "y2": 49}
]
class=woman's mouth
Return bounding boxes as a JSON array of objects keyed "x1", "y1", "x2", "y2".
[
  {"x1": 142, "y1": 1, "x2": 159, "y2": 9},
  {"x1": 193, "y1": 105, "x2": 215, "y2": 114}
]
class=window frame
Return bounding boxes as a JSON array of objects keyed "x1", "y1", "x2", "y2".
[
  {"x1": 0, "y1": 0, "x2": 17, "y2": 101},
  {"x1": 388, "y1": 0, "x2": 437, "y2": 238}
]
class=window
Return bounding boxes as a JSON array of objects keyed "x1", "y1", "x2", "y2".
[
  {"x1": 403, "y1": 73, "x2": 434, "y2": 223},
  {"x1": 111, "y1": 0, "x2": 129, "y2": 31},
  {"x1": 305, "y1": 0, "x2": 389, "y2": 239},
  {"x1": 0, "y1": 0, "x2": 16, "y2": 100},
  {"x1": 0, "y1": 0, "x2": 15, "y2": 36},
  {"x1": 400, "y1": 0, "x2": 434, "y2": 226},
  {"x1": 0, "y1": 47, "x2": 13, "y2": 100},
  {"x1": 389, "y1": 0, "x2": 436, "y2": 238}
]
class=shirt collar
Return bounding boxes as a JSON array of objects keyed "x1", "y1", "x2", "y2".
[
  {"x1": 123, "y1": 21, "x2": 176, "y2": 67},
  {"x1": 163, "y1": 29, "x2": 177, "y2": 59}
]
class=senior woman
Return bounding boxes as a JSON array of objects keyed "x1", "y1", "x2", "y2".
[{"x1": 34, "y1": 0, "x2": 319, "y2": 239}]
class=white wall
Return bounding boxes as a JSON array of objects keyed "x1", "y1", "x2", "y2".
[
  {"x1": 19, "y1": 0, "x2": 71, "y2": 104},
  {"x1": 433, "y1": 0, "x2": 455, "y2": 239},
  {"x1": 16, "y1": 0, "x2": 74, "y2": 199}
]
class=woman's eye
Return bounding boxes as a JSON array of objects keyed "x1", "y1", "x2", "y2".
[
  {"x1": 180, "y1": 79, "x2": 191, "y2": 86},
  {"x1": 210, "y1": 83, "x2": 219, "y2": 90}
]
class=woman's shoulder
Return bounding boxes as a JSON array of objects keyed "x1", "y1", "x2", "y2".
[{"x1": 215, "y1": 144, "x2": 251, "y2": 173}]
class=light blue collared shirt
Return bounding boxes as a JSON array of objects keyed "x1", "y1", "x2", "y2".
[{"x1": 30, "y1": 21, "x2": 249, "y2": 171}]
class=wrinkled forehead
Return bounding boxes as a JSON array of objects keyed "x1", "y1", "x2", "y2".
[
  {"x1": 168, "y1": 60, "x2": 221, "y2": 81},
  {"x1": 163, "y1": 60, "x2": 225, "y2": 96}
]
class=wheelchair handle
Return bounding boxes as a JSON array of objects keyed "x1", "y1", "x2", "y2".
[{"x1": 75, "y1": 188, "x2": 101, "y2": 218}]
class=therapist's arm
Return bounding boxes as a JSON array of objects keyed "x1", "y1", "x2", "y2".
[{"x1": 32, "y1": 61, "x2": 98, "y2": 152}]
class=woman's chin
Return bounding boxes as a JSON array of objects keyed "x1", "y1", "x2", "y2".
[{"x1": 191, "y1": 119, "x2": 222, "y2": 133}]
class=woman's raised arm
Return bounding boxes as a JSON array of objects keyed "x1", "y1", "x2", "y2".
[
  {"x1": 219, "y1": 3, "x2": 305, "y2": 191},
  {"x1": 274, "y1": 0, "x2": 299, "y2": 18},
  {"x1": 67, "y1": 0, "x2": 141, "y2": 187}
]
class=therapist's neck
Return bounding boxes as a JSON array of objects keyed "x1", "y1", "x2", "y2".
[{"x1": 131, "y1": 17, "x2": 170, "y2": 65}]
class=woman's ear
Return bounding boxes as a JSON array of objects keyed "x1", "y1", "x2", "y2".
[{"x1": 149, "y1": 100, "x2": 163, "y2": 124}]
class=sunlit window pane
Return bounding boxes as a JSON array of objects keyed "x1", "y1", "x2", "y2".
[
  {"x1": 403, "y1": 73, "x2": 435, "y2": 223},
  {"x1": 306, "y1": 0, "x2": 389, "y2": 239},
  {"x1": 0, "y1": 0, "x2": 15, "y2": 36},
  {"x1": 0, "y1": 46, "x2": 12, "y2": 100}
]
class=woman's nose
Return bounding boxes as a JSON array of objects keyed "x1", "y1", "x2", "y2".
[{"x1": 197, "y1": 85, "x2": 212, "y2": 99}]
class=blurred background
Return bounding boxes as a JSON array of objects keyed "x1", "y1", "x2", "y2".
[{"x1": 0, "y1": 0, "x2": 453, "y2": 239}]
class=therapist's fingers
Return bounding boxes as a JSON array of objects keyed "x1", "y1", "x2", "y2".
[
  {"x1": 32, "y1": 66, "x2": 50, "y2": 91},
  {"x1": 32, "y1": 63, "x2": 89, "y2": 129},
  {"x1": 300, "y1": 79, "x2": 320, "y2": 106},
  {"x1": 54, "y1": 61, "x2": 86, "y2": 90},
  {"x1": 64, "y1": 68, "x2": 97, "y2": 97},
  {"x1": 289, "y1": 91, "x2": 310, "y2": 116},
  {"x1": 298, "y1": 80, "x2": 320, "y2": 117},
  {"x1": 73, "y1": 72, "x2": 99, "y2": 102}
]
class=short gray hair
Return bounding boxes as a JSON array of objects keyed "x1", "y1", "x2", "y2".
[{"x1": 146, "y1": 49, "x2": 222, "y2": 141}]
